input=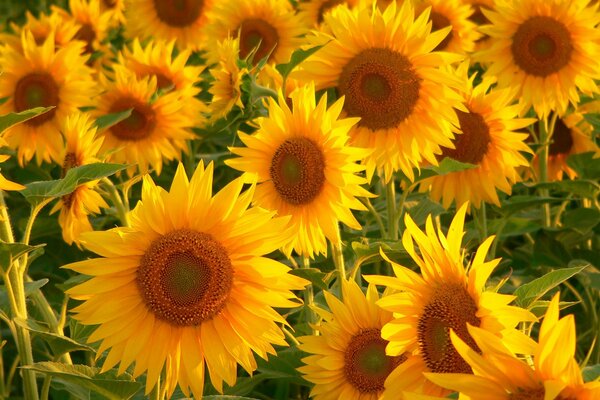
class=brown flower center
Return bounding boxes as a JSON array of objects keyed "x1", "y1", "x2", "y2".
[
  {"x1": 338, "y1": 48, "x2": 421, "y2": 131},
  {"x1": 317, "y1": 0, "x2": 345, "y2": 24},
  {"x1": 270, "y1": 137, "x2": 326, "y2": 206},
  {"x1": 237, "y1": 18, "x2": 279, "y2": 62},
  {"x1": 439, "y1": 108, "x2": 491, "y2": 164},
  {"x1": 511, "y1": 16, "x2": 573, "y2": 77},
  {"x1": 549, "y1": 118, "x2": 574, "y2": 156},
  {"x1": 152, "y1": 0, "x2": 204, "y2": 27},
  {"x1": 75, "y1": 23, "x2": 96, "y2": 55},
  {"x1": 417, "y1": 283, "x2": 481, "y2": 374},
  {"x1": 14, "y1": 73, "x2": 59, "y2": 126},
  {"x1": 344, "y1": 329, "x2": 405, "y2": 393},
  {"x1": 136, "y1": 229, "x2": 233, "y2": 326},
  {"x1": 509, "y1": 386, "x2": 545, "y2": 400},
  {"x1": 108, "y1": 97, "x2": 156, "y2": 141},
  {"x1": 430, "y1": 11, "x2": 453, "y2": 51}
]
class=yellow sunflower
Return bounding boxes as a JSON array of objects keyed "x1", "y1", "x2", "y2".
[
  {"x1": 53, "y1": 0, "x2": 112, "y2": 61},
  {"x1": 423, "y1": 293, "x2": 600, "y2": 400},
  {"x1": 0, "y1": 31, "x2": 96, "y2": 165},
  {"x1": 530, "y1": 110, "x2": 600, "y2": 181},
  {"x1": 295, "y1": 1, "x2": 464, "y2": 182},
  {"x1": 476, "y1": 0, "x2": 600, "y2": 118},
  {"x1": 205, "y1": 0, "x2": 307, "y2": 66},
  {"x1": 99, "y1": 0, "x2": 126, "y2": 25},
  {"x1": 125, "y1": 0, "x2": 216, "y2": 51},
  {"x1": 207, "y1": 37, "x2": 246, "y2": 122},
  {"x1": 297, "y1": 0, "x2": 359, "y2": 27},
  {"x1": 0, "y1": 138, "x2": 24, "y2": 191},
  {"x1": 419, "y1": 63, "x2": 534, "y2": 209},
  {"x1": 226, "y1": 84, "x2": 372, "y2": 258},
  {"x1": 414, "y1": 0, "x2": 482, "y2": 54},
  {"x1": 49, "y1": 112, "x2": 109, "y2": 245},
  {"x1": 0, "y1": 9, "x2": 79, "y2": 50},
  {"x1": 299, "y1": 280, "x2": 409, "y2": 400},
  {"x1": 117, "y1": 38, "x2": 207, "y2": 126},
  {"x1": 365, "y1": 203, "x2": 537, "y2": 397},
  {"x1": 65, "y1": 161, "x2": 307, "y2": 397},
  {"x1": 94, "y1": 67, "x2": 195, "y2": 175}
]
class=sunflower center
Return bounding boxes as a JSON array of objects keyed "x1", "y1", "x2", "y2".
[
  {"x1": 14, "y1": 73, "x2": 59, "y2": 126},
  {"x1": 75, "y1": 23, "x2": 96, "y2": 55},
  {"x1": 344, "y1": 329, "x2": 405, "y2": 393},
  {"x1": 417, "y1": 283, "x2": 481, "y2": 374},
  {"x1": 548, "y1": 118, "x2": 573, "y2": 156},
  {"x1": 317, "y1": 0, "x2": 345, "y2": 23},
  {"x1": 338, "y1": 48, "x2": 421, "y2": 131},
  {"x1": 137, "y1": 229, "x2": 233, "y2": 326},
  {"x1": 509, "y1": 386, "x2": 545, "y2": 400},
  {"x1": 237, "y1": 18, "x2": 279, "y2": 62},
  {"x1": 270, "y1": 137, "x2": 326, "y2": 206},
  {"x1": 439, "y1": 108, "x2": 491, "y2": 164},
  {"x1": 152, "y1": 0, "x2": 203, "y2": 27},
  {"x1": 511, "y1": 16, "x2": 573, "y2": 77},
  {"x1": 430, "y1": 11, "x2": 453, "y2": 51},
  {"x1": 108, "y1": 97, "x2": 156, "y2": 141}
]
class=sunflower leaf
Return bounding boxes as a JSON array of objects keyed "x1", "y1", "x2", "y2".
[
  {"x1": 13, "y1": 318, "x2": 95, "y2": 357},
  {"x1": 567, "y1": 151, "x2": 600, "y2": 180},
  {"x1": 21, "y1": 362, "x2": 141, "y2": 400},
  {"x1": 582, "y1": 364, "x2": 600, "y2": 382},
  {"x1": 94, "y1": 109, "x2": 132, "y2": 130},
  {"x1": 203, "y1": 396, "x2": 263, "y2": 400},
  {"x1": 275, "y1": 44, "x2": 325, "y2": 80},
  {"x1": 514, "y1": 261, "x2": 590, "y2": 308},
  {"x1": 0, "y1": 241, "x2": 45, "y2": 273},
  {"x1": 21, "y1": 163, "x2": 127, "y2": 206},
  {"x1": 0, "y1": 107, "x2": 54, "y2": 134},
  {"x1": 414, "y1": 157, "x2": 477, "y2": 181},
  {"x1": 289, "y1": 268, "x2": 328, "y2": 290}
]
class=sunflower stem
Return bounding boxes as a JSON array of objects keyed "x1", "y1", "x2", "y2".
[
  {"x1": 386, "y1": 179, "x2": 398, "y2": 240},
  {"x1": 331, "y1": 238, "x2": 346, "y2": 281},
  {"x1": 394, "y1": 182, "x2": 414, "y2": 234},
  {"x1": 359, "y1": 197, "x2": 386, "y2": 237},
  {"x1": 102, "y1": 178, "x2": 130, "y2": 227},
  {"x1": 473, "y1": 202, "x2": 488, "y2": 240},
  {"x1": 302, "y1": 256, "x2": 317, "y2": 334},
  {"x1": 537, "y1": 113, "x2": 558, "y2": 227},
  {"x1": 0, "y1": 194, "x2": 39, "y2": 400}
]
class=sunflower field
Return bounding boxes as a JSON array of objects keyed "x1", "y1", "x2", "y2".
[{"x1": 0, "y1": 0, "x2": 599, "y2": 399}]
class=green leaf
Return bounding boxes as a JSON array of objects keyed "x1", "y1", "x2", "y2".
[
  {"x1": 498, "y1": 195, "x2": 563, "y2": 216},
  {"x1": 415, "y1": 158, "x2": 477, "y2": 181},
  {"x1": 14, "y1": 318, "x2": 94, "y2": 357},
  {"x1": 94, "y1": 109, "x2": 132, "y2": 130},
  {"x1": 567, "y1": 152, "x2": 600, "y2": 180},
  {"x1": 562, "y1": 208, "x2": 600, "y2": 235},
  {"x1": 22, "y1": 362, "x2": 141, "y2": 400},
  {"x1": 352, "y1": 240, "x2": 412, "y2": 267},
  {"x1": 0, "y1": 107, "x2": 54, "y2": 134},
  {"x1": 514, "y1": 261, "x2": 590, "y2": 308},
  {"x1": 528, "y1": 300, "x2": 579, "y2": 318},
  {"x1": 289, "y1": 268, "x2": 328, "y2": 290},
  {"x1": 524, "y1": 180, "x2": 600, "y2": 199},
  {"x1": 0, "y1": 280, "x2": 48, "y2": 317},
  {"x1": 0, "y1": 242, "x2": 45, "y2": 273},
  {"x1": 275, "y1": 44, "x2": 324, "y2": 79},
  {"x1": 256, "y1": 347, "x2": 306, "y2": 385},
  {"x1": 21, "y1": 163, "x2": 127, "y2": 206},
  {"x1": 203, "y1": 396, "x2": 262, "y2": 400},
  {"x1": 582, "y1": 364, "x2": 600, "y2": 382}
]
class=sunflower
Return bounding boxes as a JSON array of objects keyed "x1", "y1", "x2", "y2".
[
  {"x1": 414, "y1": 0, "x2": 482, "y2": 54},
  {"x1": 94, "y1": 67, "x2": 195, "y2": 175},
  {"x1": 297, "y1": 0, "x2": 359, "y2": 27},
  {"x1": 226, "y1": 84, "x2": 372, "y2": 258},
  {"x1": 52, "y1": 0, "x2": 112, "y2": 61},
  {"x1": 365, "y1": 203, "x2": 537, "y2": 397},
  {"x1": 117, "y1": 39, "x2": 207, "y2": 126},
  {"x1": 476, "y1": 0, "x2": 600, "y2": 118},
  {"x1": 65, "y1": 161, "x2": 307, "y2": 397},
  {"x1": 205, "y1": 0, "x2": 307, "y2": 66},
  {"x1": 295, "y1": 1, "x2": 464, "y2": 182},
  {"x1": 125, "y1": 0, "x2": 215, "y2": 51},
  {"x1": 0, "y1": 9, "x2": 79, "y2": 50},
  {"x1": 207, "y1": 37, "x2": 247, "y2": 122},
  {"x1": 0, "y1": 31, "x2": 96, "y2": 165},
  {"x1": 423, "y1": 293, "x2": 600, "y2": 400},
  {"x1": 299, "y1": 280, "x2": 409, "y2": 400},
  {"x1": 419, "y1": 63, "x2": 534, "y2": 209},
  {"x1": 530, "y1": 110, "x2": 600, "y2": 181},
  {"x1": 0, "y1": 138, "x2": 24, "y2": 191},
  {"x1": 49, "y1": 112, "x2": 109, "y2": 245},
  {"x1": 99, "y1": 0, "x2": 126, "y2": 25}
]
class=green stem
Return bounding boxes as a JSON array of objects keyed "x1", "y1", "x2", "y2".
[
  {"x1": 40, "y1": 374, "x2": 51, "y2": 400},
  {"x1": 302, "y1": 256, "x2": 317, "y2": 334},
  {"x1": 537, "y1": 113, "x2": 558, "y2": 227},
  {"x1": 473, "y1": 203, "x2": 488, "y2": 240},
  {"x1": 394, "y1": 183, "x2": 413, "y2": 233},
  {"x1": 0, "y1": 194, "x2": 39, "y2": 400},
  {"x1": 359, "y1": 197, "x2": 386, "y2": 237},
  {"x1": 331, "y1": 238, "x2": 346, "y2": 281},
  {"x1": 102, "y1": 178, "x2": 130, "y2": 227},
  {"x1": 386, "y1": 179, "x2": 398, "y2": 240}
]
